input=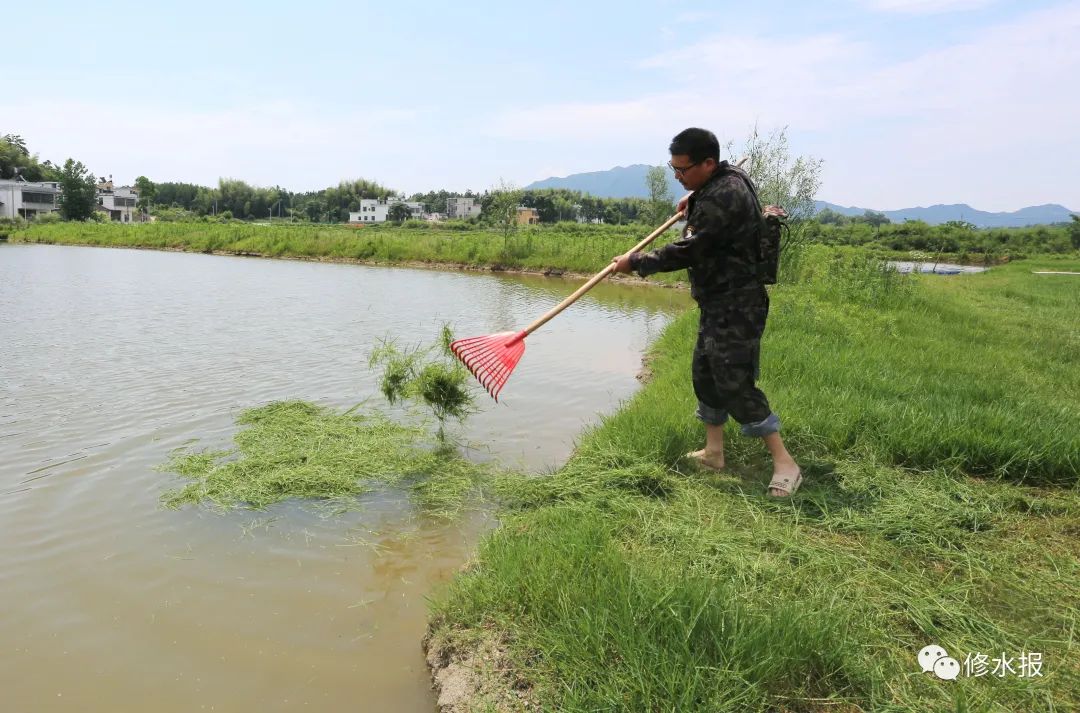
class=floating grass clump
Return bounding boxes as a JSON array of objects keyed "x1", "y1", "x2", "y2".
[
  {"x1": 369, "y1": 325, "x2": 478, "y2": 439},
  {"x1": 159, "y1": 400, "x2": 487, "y2": 514}
]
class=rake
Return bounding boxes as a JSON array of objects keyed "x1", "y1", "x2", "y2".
[{"x1": 450, "y1": 211, "x2": 686, "y2": 401}]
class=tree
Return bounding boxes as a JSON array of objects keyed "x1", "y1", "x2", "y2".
[
  {"x1": 0, "y1": 139, "x2": 25, "y2": 179},
  {"x1": 579, "y1": 195, "x2": 604, "y2": 223},
  {"x1": 57, "y1": 158, "x2": 98, "y2": 221},
  {"x1": 644, "y1": 165, "x2": 675, "y2": 226},
  {"x1": 552, "y1": 195, "x2": 578, "y2": 223},
  {"x1": 304, "y1": 199, "x2": 325, "y2": 222},
  {"x1": 1070, "y1": 214, "x2": 1080, "y2": 250},
  {"x1": 153, "y1": 181, "x2": 201, "y2": 210},
  {"x1": 134, "y1": 176, "x2": 155, "y2": 211},
  {"x1": 2, "y1": 134, "x2": 28, "y2": 156},
  {"x1": 854, "y1": 210, "x2": 890, "y2": 228},
  {"x1": 0, "y1": 134, "x2": 58, "y2": 181},
  {"x1": 728, "y1": 125, "x2": 823, "y2": 220},
  {"x1": 604, "y1": 204, "x2": 626, "y2": 225},
  {"x1": 484, "y1": 180, "x2": 522, "y2": 252},
  {"x1": 387, "y1": 203, "x2": 411, "y2": 223},
  {"x1": 816, "y1": 208, "x2": 848, "y2": 225}
]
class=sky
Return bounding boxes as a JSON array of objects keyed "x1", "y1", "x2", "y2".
[{"x1": 4, "y1": 0, "x2": 1077, "y2": 212}]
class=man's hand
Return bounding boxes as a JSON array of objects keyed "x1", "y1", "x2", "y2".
[
  {"x1": 611, "y1": 253, "x2": 634, "y2": 274},
  {"x1": 677, "y1": 192, "x2": 692, "y2": 215}
]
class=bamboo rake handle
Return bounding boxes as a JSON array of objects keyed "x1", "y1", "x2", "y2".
[
  {"x1": 518, "y1": 156, "x2": 748, "y2": 339},
  {"x1": 519, "y1": 210, "x2": 685, "y2": 338}
]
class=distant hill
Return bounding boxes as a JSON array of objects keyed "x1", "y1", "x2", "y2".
[
  {"x1": 812, "y1": 201, "x2": 1077, "y2": 228},
  {"x1": 525, "y1": 165, "x2": 1076, "y2": 228},
  {"x1": 526, "y1": 164, "x2": 685, "y2": 201}
]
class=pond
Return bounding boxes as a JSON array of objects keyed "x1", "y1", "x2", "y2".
[
  {"x1": 886, "y1": 260, "x2": 988, "y2": 274},
  {"x1": 0, "y1": 243, "x2": 690, "y2": 711}
]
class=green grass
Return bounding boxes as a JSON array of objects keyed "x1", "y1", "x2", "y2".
[
  {"x1": 158, "y1": 400, "x2": 490, "y2": 515},
  {"x1": 11, "y1": 220, "x2": 689, "y2": 285},
  {"x1": 428, "y1": 255, "x2": 1080, "y2": 711},
  {"x1": 24, "y1": 219, "x2": 1078, "y2": 707}
]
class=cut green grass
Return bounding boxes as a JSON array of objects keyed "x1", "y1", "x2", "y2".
[{"x1": 158, "y1": 400, "x2": 490, "y2": 516}]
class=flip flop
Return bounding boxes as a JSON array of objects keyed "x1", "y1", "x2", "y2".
[{"x1": 767, "y1": 469, "x2": 802, "y2": 498}]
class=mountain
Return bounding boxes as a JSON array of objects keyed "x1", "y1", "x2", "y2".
[
  {"x1": 527, "y1": 164, "x2": 684, "y2": 202},
  {"x1": 525, "y1": 166, "x2": 1076, "y2": 228},
  {"x1": 813, "y1": 201, "x2": 1077, "y2": 228}
]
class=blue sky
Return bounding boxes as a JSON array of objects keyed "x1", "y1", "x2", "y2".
[{"x1": 5, "y1": 0, "x2": 1077, "y2": 211}]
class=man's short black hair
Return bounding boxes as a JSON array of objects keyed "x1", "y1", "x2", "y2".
[{"x1": 669, "y1": 128, "x2": 720, "y2": 163}]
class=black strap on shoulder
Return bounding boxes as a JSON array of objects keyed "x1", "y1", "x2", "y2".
[{"x1": 719, "y1": 161, "x2": 764, "y2": 214}]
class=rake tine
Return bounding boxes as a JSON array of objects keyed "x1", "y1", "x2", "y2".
[{"x1": 483, "y1": 365, "x2": 510, "y2": 396}]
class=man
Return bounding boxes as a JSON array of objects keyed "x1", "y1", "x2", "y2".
[{"x1": 610, "y1": 127, "x2": 801, "y2": 497}]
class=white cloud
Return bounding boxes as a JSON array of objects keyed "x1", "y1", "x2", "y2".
[
  {"x1": 491, "y1": 3, "x2": 1080, "y2": 210},
  {"x1": 826, "y1": 3, "x2": 1080, "y2": 208},
  {"x1": 7, "y1": 4, "x2": 1076, "y2": 208},
  {"x1": 489, "y1": 34, "x2": 868, "y2": 145}
]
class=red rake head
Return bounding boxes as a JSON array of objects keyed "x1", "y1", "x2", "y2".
[{"x1": 450, "y1": 330, "x2": 527, "y2": 402}]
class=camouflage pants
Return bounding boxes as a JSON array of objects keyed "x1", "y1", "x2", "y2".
[{"x1": 692, "y1": 287, "x2": 781, "y2": 437}]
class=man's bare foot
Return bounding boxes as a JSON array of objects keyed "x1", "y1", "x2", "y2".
[
  {"x1": 768, "y1": 462, "x2": 802, "y2": 497},
  {"x1": 687, "y1": 449, "x2": 725, "y2": 471}
]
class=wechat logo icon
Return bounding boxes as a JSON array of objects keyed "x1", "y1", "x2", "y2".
[{"x1": 919, "y1": 644, "x2": 960, "y2": 681}]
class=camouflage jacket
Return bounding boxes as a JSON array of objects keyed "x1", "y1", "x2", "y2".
[{"x1": 630, "y1": 162, "x2": 761, "y2": 306}]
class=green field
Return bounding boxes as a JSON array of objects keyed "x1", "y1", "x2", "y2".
[
  {"x1": 427, "y1": 256, "x2": 1080, "y2": 712},
  {"x1": 10, "y1": 220, "x2": 690, "y2": 284}
]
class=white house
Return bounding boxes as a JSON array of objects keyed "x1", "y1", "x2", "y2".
[
  {"x1": 0, "y1": 179, "x2": 62, "y2": 220},
  {"x1": 348, "y1": 197, "x2": 425, "y2": 224},
  {"x1": 95, "y1": 180, "x2": 138, "y2": 223},
  {"x1": 446, "y1": 197, "x2": 482, "y2": 220}
]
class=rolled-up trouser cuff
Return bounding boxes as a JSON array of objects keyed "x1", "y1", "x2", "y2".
[
  {"x1": 695, "y1": 401, "x2": 728, "y2": 426},
  {"x1": 740, "y1": 412, "x2": 781, "y2": 437}
]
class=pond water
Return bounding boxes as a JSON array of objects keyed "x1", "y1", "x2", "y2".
[
  {"x1": 0, "y1": 244, "x2": 689, "y2": 712},
  {"x1": 886, "y1": 260, "x2": 988, "y2": 274}
]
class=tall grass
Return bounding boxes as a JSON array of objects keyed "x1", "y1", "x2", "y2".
[
  {"x1": 429, "y1": 256, "x2": 1080, "y2": 711},
  {"x1": 11, "y1": 220, "x2": 689, "y2": 283}
]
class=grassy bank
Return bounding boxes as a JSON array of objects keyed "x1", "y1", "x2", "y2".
[
  {"x1": 10, "y1": 220, "x2": 688, "y2": 284},
  {"x1": 427, "y1": 256, "x2": 1080, "y2": 711}
]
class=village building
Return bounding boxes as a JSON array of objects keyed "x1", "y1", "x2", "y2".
[
  {"x1": 95, "y1": 179, "x2": 139, "y2": 223},
  {"x1": 515, "y1": 206, "x2": 540, "y2": 225},
  {"x1": 446, "y1": 197, "x2": 482, "y2": 220},
  {"x1": 0, "y1": 179, "x2": 62, "y2": 220},
  {"x1": 348, "y1": 197, "x2": 426, "y2": 224}
]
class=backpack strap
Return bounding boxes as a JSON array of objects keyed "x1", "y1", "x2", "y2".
[{"x1": 719, "y1": 160, "x2": 764, "y2": 214}]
